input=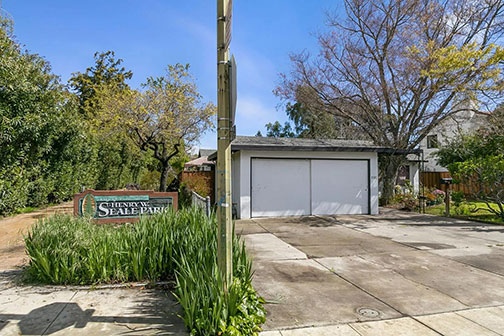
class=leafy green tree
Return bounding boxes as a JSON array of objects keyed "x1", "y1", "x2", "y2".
[
  {"x1": 95, "y1": 64, "x2": 215, "y2": 191},
  {"x1": 259, "y1": 101, "x2": 367, "y2": 139},
  {"x1": 263, "y1": 121, "x2": 296, "y2": 137},
  {"x1": 0, "y1": 19, "x2": 97, "y2": 213},
  {"x1": 69, "y1": 51, "x2": 133, "y2": 116},
  {"x1": 275, "y1": 0, "x2": 504, "y2": 203},
  {"x1": 69, "y1": 51, "x2": 149, "y2": 190},
  {"x1": 285, "y1": 102, "x2": 332, "y2": 138},
  {"x1": 437, "y1": 109, "x2": 504, "y2": 219}
]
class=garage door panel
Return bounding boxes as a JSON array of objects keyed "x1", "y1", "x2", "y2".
[
  {"x1": 311, "y1": 160, "x2": 368, "y2": 215},
  {"x1": 251, "y1": 159, "x2": 310, "y2": 217}
]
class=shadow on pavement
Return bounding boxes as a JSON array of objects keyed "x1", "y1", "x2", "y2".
[
  {"x1": 0, "y1": 278, "x2": 187, "y2": 336},
  {"x1": 0, "y1": 301, "x2": 184, "y2": 335}
]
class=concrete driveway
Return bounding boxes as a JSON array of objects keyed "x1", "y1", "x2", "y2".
[{"x1": 237, "y1": 209, "x2": 504, "y2": 335}]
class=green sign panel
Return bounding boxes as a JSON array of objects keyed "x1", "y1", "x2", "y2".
[{"x1": 74, "y1": 190, "x2": 178, "y2": 223}]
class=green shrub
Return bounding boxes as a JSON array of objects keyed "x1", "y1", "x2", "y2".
[
  {"x1": 451, "y1": 191, "x2": 465, "y2": 206},
  {"x1": 449, "y1": 191, "x2": 466, "y2": 216},
  {"x1": 454, "y1": 203, "x2": 472, "y2": 216},
  {"x1": 24, "y1": 208, "x2": 266, "y2": 335},
  {"x1": 0, "y1": 167, "x2": 29, "y2": 214},
  {"x1": 139, "y1": 170, "x2": 161, "y2": 190}
]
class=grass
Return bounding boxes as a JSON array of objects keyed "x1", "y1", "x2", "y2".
[
  {"x1": 24, "y1": 208, "x2": 266, "y2": 335},
  {"x1": 425, "y1": 201, "x2": 504, "y2": 225},
  {"x1": 0, "y1": 203, "x2": 58, "y2": 220}
]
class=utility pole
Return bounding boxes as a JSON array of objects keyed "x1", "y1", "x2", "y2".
[{"x1": 216, "y1": 0, "x2": 233, "y2": 290}]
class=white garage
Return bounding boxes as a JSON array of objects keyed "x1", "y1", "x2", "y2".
[
  {"x1": 223, "y1": 136, "x2": 388, "y2": 219},
  {"x1": 250, "y1": 158, "x2": 369, "y2": 217}
]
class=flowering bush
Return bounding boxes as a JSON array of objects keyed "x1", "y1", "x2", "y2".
[
  {"x1": 426, "y1": 192, "x2": 436, "y2": 202},
  {"x1": 391, "y1": 181, "x2": 418, "y2": 211},
  {"x1": 425, "y1": 189, "x2": 445, "y2": 205},
  {"x1": 432, "y1": 189, "x2": 446, "y2": 203}
]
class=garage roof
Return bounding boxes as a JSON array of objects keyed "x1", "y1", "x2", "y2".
[{"x1": 208, "y1": 136, "x2": 420, "y2": 160}]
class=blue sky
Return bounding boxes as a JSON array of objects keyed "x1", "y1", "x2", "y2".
[{"x1": 3, "y1": 0, "x2": 344, "y2": 150}]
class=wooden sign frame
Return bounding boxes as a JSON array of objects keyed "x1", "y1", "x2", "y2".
[{"x1": 73, "y1": 189, "x2": 178, "y2": 224}]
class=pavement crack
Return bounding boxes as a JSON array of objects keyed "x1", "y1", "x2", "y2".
[
  {"x1": 424, "y1": 249, "x2": 504, "y2": 278},
  {"x1": 251, "y1": 219, "x2": 271, "y2": 235},
  {"x1": 314, "y1": 214, "x2": 481, "y2": 310},
  {"x1": 41, "y1": 291, "x2": 77, "y2": 336},
  {"x1": 453, "y1": 312, "x2": 504, "y2": 336},
  {"x1": 409, "y1": 316, "x2": 445, "y2": 335},
  {"x1": 312, "y1": 258, "x2": 404, "y2": 317},
  {"x1": 114, "y1": 321, "x2": 157, "y2": 332},
  {"x1": 347, "y1": 323, "x2": 365, "y2": 336},
  {"x1": 377, "y1": 263, "x2": 470, "y2": 309}
]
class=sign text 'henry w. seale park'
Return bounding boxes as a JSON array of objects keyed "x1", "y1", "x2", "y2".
[{"x1": 74, "y1": 190, "x2": 178, "y2": 223}]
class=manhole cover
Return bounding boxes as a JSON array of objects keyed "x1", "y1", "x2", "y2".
[{"x1": 357, "y1": 307, "x2": 381, "y2": 318}]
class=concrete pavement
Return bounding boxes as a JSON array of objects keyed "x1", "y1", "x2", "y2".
[
  {"x1": 260, "y1": 307, "x2": 504, "y2": 336},
  {"x1": 2, "y1": 207, "x2": 504, "y2": 335},
  {"x1": 239, "y1": 209, "x2": 504, "y2": 335},
  {"x1": 0, "y1": 271, "x2": 187, "y2": 335}
]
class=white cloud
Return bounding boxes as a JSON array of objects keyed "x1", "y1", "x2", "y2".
[{"x1": 234, "y1": 47, "x2": 277, "y2": 92}]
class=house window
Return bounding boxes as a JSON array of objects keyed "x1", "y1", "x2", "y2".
[{"x1": 427, "y1": 135, "x2": 438, "y2": 149}]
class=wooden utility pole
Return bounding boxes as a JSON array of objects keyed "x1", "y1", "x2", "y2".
[{"x1": 216, "y1": 0, "x2": 233, "y2": 290}]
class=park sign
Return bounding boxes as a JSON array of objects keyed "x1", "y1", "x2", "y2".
[{"x1": 74, "y1": 190, "x2": 178, "y2": 223}]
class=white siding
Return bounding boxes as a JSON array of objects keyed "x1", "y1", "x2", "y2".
[
  {"x1": 233, "y1": 150, "x2": 379, "y2": 219},
  {"x1": 420, "y1": 110, "x2": 488, "y2": 172}
]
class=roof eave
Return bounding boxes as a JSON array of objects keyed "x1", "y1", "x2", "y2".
[
  {"x1": 208, "y1": 145, "x2": 421, "y2": 160},
  {"x1": 232, "y1": 144, "x2": 383, "y2": 152}
]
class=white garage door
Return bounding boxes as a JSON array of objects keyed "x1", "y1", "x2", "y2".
[
  {"x1": 251, "y1": 159, "x2": 311, "y2": 217},
  {"x1": 311, "y1": 160, "x2": 368, "y2": 215},
  {"x1": 251, "y1": 158, "x2": 369, "y2": 217}
]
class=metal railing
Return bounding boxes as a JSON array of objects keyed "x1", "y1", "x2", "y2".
[{"x1": 191, "y1": 191, "x2": 211, "y2": 217}]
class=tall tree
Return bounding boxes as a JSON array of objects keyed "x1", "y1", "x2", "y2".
[
  {"x1": 284, "y1": 102, "x2": 336, "y2": 138},
  {"x1": 257, "y1": 101, "x2": 365, "y2": 139},
  {"x1": 69, "y1": 51, "x2": 147, "y2": 190},
  {"x1": 0, "y1": 19, "x2": 97, "y2": 213},
  {"x1": 260, "y1": 121, "x2": 296, "y2": 137},
  {"x1": 69, "y1": 51, "x2": 133, "y2": 116},
  {"x1": 96, "y1": 64, "x2": 215, "y2": 191},
  {"x1": 275, "y1": 0, "x2": 504, "y2": 203}
]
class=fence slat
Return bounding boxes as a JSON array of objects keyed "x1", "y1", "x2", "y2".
[
  {"x1": 421, "y1": 172, "x2": 478, "y2": 195},
  {"x1": 191, "y1": 191, "x2": 212, "y2": 217}
]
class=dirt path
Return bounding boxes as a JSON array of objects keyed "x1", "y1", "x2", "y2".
[{"x1": 0, "y1": 202, "x2": 73, "y2": 270}]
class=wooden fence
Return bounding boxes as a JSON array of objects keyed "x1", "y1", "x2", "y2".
[{"x1": 421, "y1": 172, "x2": 477, "y2": 194}]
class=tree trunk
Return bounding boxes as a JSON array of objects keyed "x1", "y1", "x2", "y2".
[
  {"x1": 380, "y1": 155, "x2": 405, "y2": 205},
  {"x1": 159, "y1": 162, "x2": 170, "y2": 192}
]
